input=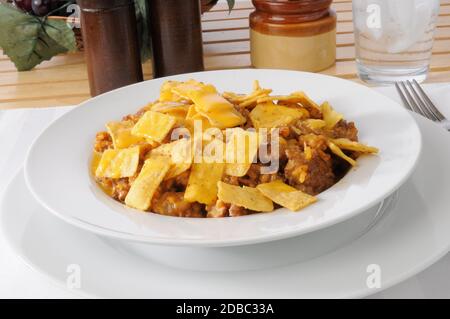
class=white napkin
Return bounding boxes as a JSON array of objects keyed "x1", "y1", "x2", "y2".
[{"x1": 376, "y1": 83, "x2": 450, "y2": 118}]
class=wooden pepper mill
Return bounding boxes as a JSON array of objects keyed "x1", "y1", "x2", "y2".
[
  {"x1": 148, "y1": 0, "x2": 205, "y2": 78},
  {"x1": 77, "y1": 0, "x2": 143, "y2": 96}
]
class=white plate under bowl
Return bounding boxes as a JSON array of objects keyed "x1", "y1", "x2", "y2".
[
  {"x1": 24, "y1": 69, "x2": 421, "y2": 247},
  {"x1": 108, "y1": 194, "x2": 395, "y2": 271},
  {"x1": 4, "y1": 115, "x2": 448, "y2": 298}
]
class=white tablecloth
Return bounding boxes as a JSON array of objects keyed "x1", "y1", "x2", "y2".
[{"x1": 1, "y1": 83, "x2": 450, "y2": 299}]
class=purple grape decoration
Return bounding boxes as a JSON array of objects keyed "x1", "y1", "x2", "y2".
[
  {"x1": 31, "y1": 0, "x2": 54, "y2": 16},
  {"x1": 13, "y1": 0, "x2": 33, "y2": 12}
]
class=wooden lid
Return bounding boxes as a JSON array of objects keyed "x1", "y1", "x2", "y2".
[
  {"x1": 250, "y1": 9, "x2": 336, "y2": 36},
  {"x1": 252, "y1": 0, "x2": 332, "y2": 20}
]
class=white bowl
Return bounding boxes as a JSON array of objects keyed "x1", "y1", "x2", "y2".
[
  {"x1": 24, "y1": 69, "x2": 422, "y2": 247},
  {"x1": 106, "y1": 193, "x2": 396, "y2": 271}
]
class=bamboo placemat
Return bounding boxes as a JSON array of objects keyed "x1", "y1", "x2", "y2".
[{"x1": 1, "y1": 0, "x2": 450, "y2": 109}]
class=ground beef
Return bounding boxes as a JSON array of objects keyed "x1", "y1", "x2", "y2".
[
  {"x1": 95, "y1": 177, "x2": 131, "y2": 202},
  {"x1": 284, "y1": 137, "x2": 335, "y2": 195},
  {"x1": 292, "y1": 102, "x2": 322, "y2": 119},
  {"x1": 236, "y1": 164, "x2": 279, "y2": 188},
  {"x1": 307, "y1": 107, "x2": 323, "y2": 119},
  {"x1": 278, "y1": 137, "x2": 288, "y2": 163},
  {"x1": 229, "y1": 204, "x2": 250, "y2": 217},
  {"x1": 278, "y1": 126, "x2": 297, "y2": 139},
  {"x1": 98, "y1": 170, "x2": 192, "y2": 214},
  {"x1": 113, "y1": 179, "x2": 131, "y2": 202},
  {"x1": 206, "y1": 200, "x2": 230, "y2": 218},
  {"x1": 151, "y1": 192, "x2": 204, "y2": 217},
  {"x1": 279, "y1": 126, "x2": 289, "y2": 138},
  {"x1": 258, "y1": 170, "x2": 280, "y2": 184},
  {"x1": 298, "y1": 134, "x2": 328, "y2": 150},
  {"x1": 205, "y1": 201, "x2": 251, "y2": 218},
  {"x1": 238, "y1": 164, "x2": 261, "y2": 187},
  {"x1": 95, "y1": 175, "x2": 131, "y2": 202},
  {"x1": 160, "y1": 170, "x2": 190, "y2": 192},
  {"x1": 222, "y1": 175, "x2": 240, "y2": 186},
  {"x1": 139, "y1": 144, "x2": 153, "y2": 161},
  {"x1": 121, "y1": 106, "x2": 148, "y2": 124},
  {"x1": 332, "y1": 153, "x2": 353, "y2": 181},
  {"x1": 94, "y1": 131, "x2": 113, "y2": 152},
  {"x1": 291, "y1": 120, "x2": 324, "y2": 137},
  {"x1": 237, "y1": 107, "x2": 253, "y2": 129},
  {"x1": 329, "y1": 120, "x2": 358, "y2": 141}
]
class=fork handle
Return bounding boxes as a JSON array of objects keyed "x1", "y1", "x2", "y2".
[{"x1": 439, "y1": 119, "x2": 450, "y2": 131}]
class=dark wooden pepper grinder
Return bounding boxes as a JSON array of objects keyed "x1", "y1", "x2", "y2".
[
  {"x1": 148, "y1": 0, "x2": 205, "y2": 77},
  {"x1": 77, "y1": 0, "x2": 143, "y2": 96}
]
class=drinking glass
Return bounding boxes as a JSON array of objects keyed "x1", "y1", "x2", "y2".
[{"x1": 353, "y1": 0, "x2": 440, "y2": 84}]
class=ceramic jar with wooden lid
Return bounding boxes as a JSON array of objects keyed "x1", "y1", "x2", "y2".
[{"x1": 250, "y1": 0, "x2": 336, "y2": 72}]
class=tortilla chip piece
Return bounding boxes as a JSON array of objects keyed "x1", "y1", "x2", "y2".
[
  {"x1": 184, "y1": 162, "x2": 225, "y2": 205},
  {"x1": 217, "y1": 182, "x2": 274, "y2": 212},
  {"x1": 332, "y1": 138, "x2": 379, "y2": 154},
  {"x1": 159, "y1": 81, "x2": 183, "y2": 102},
  {"x1": 224, "y1": 128, "x2": 259, "y2": 177},
  {"x1": 321, "y1": 102, "x2": 343, "y2": 129},
  {"x1": 151, "y1": 138, "x2": 188, "y2": 158},
  {"x1": 202, "y1": 138, "x2": 226, "y2": 164},
  {"x1": 106, "y1": 120, "x2": 145, "y2": 149},
  {"x1": 257, "y1": 180, "x2": 317, "y2": 211},
  {"x1": 256, "y1": 95, "x2": 291, "y2": 104},
  {"x1": 171, "y1": 79, "x2": 205, "y2": 101},
  {"x1": 185, "y1": 104, "x2": 213, "y2": 132},
  {"x1": 304, "y1": 143, "x2": 312, "y2": 161},
  {"x1": 303, "y1": 119, "x2": 326, "y2": 130},
  {"x1": 256, "y1": 94, "x2": 301, "y2": 105},
  {"x1": 165, "y1": 163, "x2": 191, "y2": 180},
  {"x1": 192, "y1": 86, "x2": 236, "y2": 113},
  {"x1": 131, "y1": 111, "x2": 177, "y2": 143},
  {"x1": 173, "y1": 81, "x2": 246, "y2": 128},
  {"x1": 124, "y1": 155, "x2": 171, "y2": 211},
  {"x1": 152, "y1": 138, "x2": 193, "y2": 180},
  {"x1": 95, "y1": 146, "x2": 140, "y2": 178},
  {"x1": 295, "y1": 91, "x2": 321, "y2": 110},
  {"x1": 223, "y1": 80, "x2": 264, "y2": 104},
  {"x1": 328, "y1": 141, "x2": 357, "y2": 166},
  {"x1": 249, "y1": 102, "x2": 305, "y2": 129},
  {"x1": 173, "y1": 81, "x2": 231, "y2": 113},
  {"x1": 185, "y1": 117, "x2": 212, "y2": 133},
  {"x1": 91, "y1": 151, "x2": 102, "y2": 176},
  {"x1": 200, "y1": 107, "x2": 246, "y2": 129},
  {"x1": 253, "y1": 80, "x2": 262, "y2": 91},
  {"x1": 238, "y1": 89, "x2": 272, "y2": 108},
  {"x1": 257, "y1": 91, "x2": 319, "y2": 109},
  {"x1": 151, "y1": 101, "x2": 190, "y2": 117}
]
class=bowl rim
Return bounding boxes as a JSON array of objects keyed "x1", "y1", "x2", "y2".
[{"x1": 24, "y1": 69, "x2": 423, "y2": 247}]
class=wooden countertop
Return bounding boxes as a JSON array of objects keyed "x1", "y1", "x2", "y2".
[{"x1": 1, "y1": 0, "x2": 450, "y2": 109}]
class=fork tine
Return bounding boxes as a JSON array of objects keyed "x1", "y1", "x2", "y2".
[
  {"x1": 405, "y1": 80, "x2": 438, "y2": 121},
  {"x1": 399, "y1": 82, "x2": 424, "y2": 116},
  {"x1": 412, "y1": 80, "x2": 446, "y2": 121},
  {"x1": 395, "y1": 83, "x2": 413, "y2": 112}
]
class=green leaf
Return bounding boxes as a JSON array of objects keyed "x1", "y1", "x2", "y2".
[
  {"x1": 0, "y1": 3, "x2": 76, "y2": 71},
  {"x1": 226, "y1": 0, "x2": 235, "y2": 13},
  {"x1": 44, "y1": 19, "x2": 77, "y2": 52},
  {"x1": 135, "y1": 0, "x2": 152, "y2": 62},
  {"x1": 203, "y1": 0, "x2": 235, "y2": 13}
]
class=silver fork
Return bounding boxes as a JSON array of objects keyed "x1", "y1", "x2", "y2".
[{"x1": 395, "y1": 80, "x2": 450, "y2": 131}]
